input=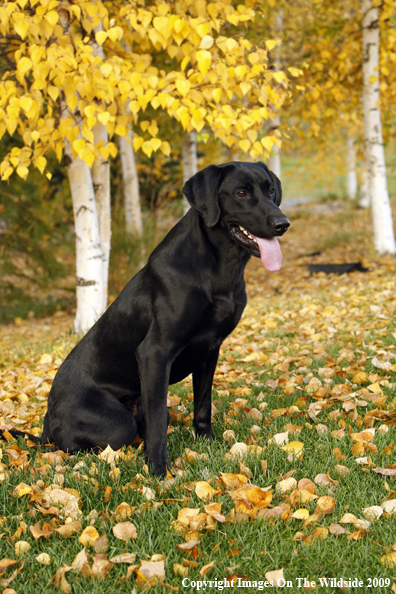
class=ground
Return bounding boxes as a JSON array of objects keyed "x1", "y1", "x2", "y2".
[{"x1": 0, "y1": 199, "x2": 396, "y2": 593}]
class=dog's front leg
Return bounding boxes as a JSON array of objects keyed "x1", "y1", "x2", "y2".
[
  {"x1": 192, "y1": 346, "x2": 220, "y2": 441},
  {"x1": 137, "y1": 343, "x2": 171, "y2": 477}
]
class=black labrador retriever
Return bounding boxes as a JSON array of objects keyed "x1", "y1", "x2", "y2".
[{"x1": 3, "y1": 161, "x2": 290, "y2": 477}]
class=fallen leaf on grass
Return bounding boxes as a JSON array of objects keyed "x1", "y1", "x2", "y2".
[
  {"x1": 112, "y1": 521, "x2": 138, "y2": 541},
  {"x1": 30, "y1": 521, "x2": 54, "y2": 540},
  {"x1": 195, "y1": 481, "x2": 216, "y2": 500},
  {"x1": 176, "y1": 540, "x2": 200, "y2": 550},
  {"x1": 114, "y1": 502, "x2": 133, "y2": 521},
  {"x1": 276, "y1": 477, "x2": 297, "y2": 495},
  {"x1": 14, "y1": 541, "x2": 30, "y2": 556},
  {"x1": 138, "y1": 560, "x2": 165, "y2": 582},
  {"x1": 328, "y1": 524, "x2": 348, "y2": 536},
  {"x1": 339, "y1": 513, "x2": 370, "y2": 529},
  {"x1": 316, "y1": 496, "x2": 336, "y2": 515},
  {"x1": 381, "y1": 552, "x2": 396, "y2": 568},
  {"x1": 362, "y1": 506, "x2": 383, "y2": 521},
  {"x1": 55, "y1": 521, "x2": 81, "y2": 538},
  {"x1": 91, "y1": 557, "x2": 113, "y2": 579},
  {"x1": 265, "y1": 568, "x2": 284, "y2": 587},
  {"x1": 227, "y1": 442, "x2": 248, "y2": 459},
  {"x1": 71, "y1": 548, "x2": 89, "y2": 571},
  {"x1": 281, "y1": 440, "x2": 304, "y2": 461},
  {"x1": 79, "y1": 526, "x2": 99, "y2": 546},
  {"x1": 98, "y1": 445, "x2": 119, "y2": 468},
  {"x1": 109, "y1": 553, "x2": 136, "y2": 564},
  {"x1": 0, "y1": 559, "x2": 21, "y2": 574},
  {"x1": 200, "y1": 560, "x2": 215, "y2": 578},
  {"x1": 290, "y1": 509, "x2": 310, "y2": 520},
  {"x1": 35, "y1": 552, "x2": 51, "y2": 565},
  {"x1": 381, "y1": 500, "x2": 396, "y2": 513},
  {"x1": 304, "y1": 526, "x2": 328, "y2": 545},
  {"x1": 174, "y1": 563, "x2": 189, "y2": 577},
  {"x1": 270, "y1": 431, "x2": 289, "y2": 446},
  {"x1": 373, "y1": 467, "x2": 396, "y2": 476}
]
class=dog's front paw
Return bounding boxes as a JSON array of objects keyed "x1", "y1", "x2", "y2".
[{"x1": 194, "y1": 422, "x2": 214, "y2": 441}]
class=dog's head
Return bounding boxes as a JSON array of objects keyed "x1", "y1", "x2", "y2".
[{"x1": 182, "y1": 161, "x2": 290, "y2": 271}]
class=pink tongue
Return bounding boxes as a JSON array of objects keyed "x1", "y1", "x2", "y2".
[{"x1": 254, "y1": 236, "x2": 283, "y2": 271}]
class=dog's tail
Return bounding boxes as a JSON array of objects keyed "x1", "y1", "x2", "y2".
[
  {"x1": 0, "y1": 428, "x2": 44, "y2": 445},
  {"x1": 1, "y1": 414, "x2": 54, "y2": 447}
]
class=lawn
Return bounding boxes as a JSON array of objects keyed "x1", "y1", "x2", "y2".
[{"x1": 0, "y1": 198, "x2": 396, "y2": 593}]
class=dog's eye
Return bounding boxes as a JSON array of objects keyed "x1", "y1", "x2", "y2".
[
  {"x1": 269, "y1": 187, "x2": 275, "y2": 196},
  {"x1": 237, "y1": 190, "x2": 246, "y2": 197}
]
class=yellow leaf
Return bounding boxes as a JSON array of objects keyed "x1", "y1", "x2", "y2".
[
  {"x1": 176, "y1": 79, "x2": 191, "y2": 97},
  {"x1": 196, "y1": 50, "x2": 211, "y2": 75},
  {"x1": 248, "y1": 52, "x2": 259, "y2": 64},
  {"x1": 225, "y1": 39, "x2": 238, "y2": 52},
  {"x1": 368, "y1": 382, "x2": 382, "y2": 394},
  {"x1": 112, "y1": 521, "x2": 138, "y2": 541},
  {"x1": 79, "y1": 526, "x2": 99, "y2": 547},
  {"x1": 150, "y1": 138, "x2": 162, "y2": 152},
  {"x1": 261, "y1": 136, "x2": 274, "y2": 152},
  {"x1": 273, "y1": 71, "x2": 287, "y2": 84},
  {"x1": 142, "y1": 141, "x2": 153, "y2": 158},
  {"x1": 109, "y1": 467, "x2": 120, "y2": 479},
  {"x1": 200, "y1": 560, "x2": 215, "y2": 578},
  {"x1": 2, "y1": 166, "x2": 14, "y2": 181},
  {"x1": 239, "y1": 82, "x2": 251, "y2": 95},
  {"x1": 45, "y1": 10, "x2": 58, "y2": 25},
  {"x1": 282, "y1": 441, "x2": 304, "y2": 454},
  {"x1": 288, "y1": 67, "x2": 302, "y2": 77},
  {"x1": 36, "y1": 553, "x2": 51, "y2": 565},
  {"x1": 95, "y1": 30, "x2": 108, "y2": 46},
  {"x1": 266, "y1": 39, "x2": 278, "y2": 51},
  {"x1": 381, "y1": 552, "x2": 396, "y2": 568},
  {"x1": 100, "y1": 63, "x2": 112, "y2": 77},
  {"x1": 133, "y1": 136, "x2": 144, "y2": 152},
  {"x1": 291, "y1": 508, "x2": 310, "y2": 520},
  {"x1": 195, "y1": 481, "x2": 216, "y2": 500},
  {"x1": 39, "y1": 353, "x2": 52, "y2": 365},
  {"x1": 239, "y1": 139, "x2": 251, "y2": 153},
  {"x1": 20, "y1": 97, "x2": 33, "y2": 114},
  {"x1": 153, "y1": 16, "x2": 168, "y2": 31},
  {"x1": 200, "y1": 35, "x2": 214, "y2": 49},
  {"x1": 47, "y1": 86, "x2": 59, "y2": 102},
  {"x1": 14, "y1": 19, "x2": 29, "y2": 39},
  {"x1": 98, "y1": 112, "x2": 111, "y2": 126},
  {"x1": 160, "y1": 141, "x2": 170, "y2": 156},
  {"x1": 72, "y1": 139, "x2": 85, "y2": 154},
  {"x1": 17, "y1": 57, "x2": 33, "y2": 76},
  {"x1": 84, "y1": 105, "x2": 96, "y2": 118},
  {"x1": 16, "y1": 166, "x2": 29, "y2": 180},
  {"x1": 15, "y1": 540, "x2": 31, "y2": 556}
]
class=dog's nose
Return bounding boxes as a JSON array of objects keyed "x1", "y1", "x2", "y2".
[{"x1": 271, "y1": 216, "x2": 290, "y2": 235}]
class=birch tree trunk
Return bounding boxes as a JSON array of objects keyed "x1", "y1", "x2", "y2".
[
  {"x1": 64, "y1": 138, "x2": 105, "y2": 334},
  {"x1": 59, "y1": 9, "x2": 105, "y2": 333},
  {"x1": 91, "y1": 23, "x2": 111, "y2": 312},
  {"x1": 182, "y1": 131, "x2": 197, "y2": 215},
  {"x1": 91, "y1": 123, "x2": 111, "y2": 313},
  {"x1": 346, "y1": 135, "x2": 358, "y2": 200},
  {"x1": 359, "y1": 161, "x2": 371, "y2": 208},
  {"x1": 119, "y1": 129, "x2": 143, "y2": 236},
  {"x1": 267, "y1": 116, "x2": 281, "y2": 178},
  {"x1": 362, "y1": 0, "x2": 396, "y2": 253}
]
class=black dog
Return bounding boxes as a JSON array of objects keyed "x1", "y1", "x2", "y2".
[{"x1": 3, "y1": 162, "x2": 289, "y2": 477}]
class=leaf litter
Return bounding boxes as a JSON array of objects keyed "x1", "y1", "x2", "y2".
[{"x1": 1, "y1": 201, "x2": 396, "y2": 588}]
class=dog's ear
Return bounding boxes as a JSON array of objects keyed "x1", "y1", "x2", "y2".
[
  {"x1": 256, "y1": 162, "x2": 282, "y2": 206},
  {"x1": 267, "y1": 168, "x2": 282, "y2": 206},
  {"x1": 182, "y1": 165, "x2": 225, "y2": 227}
]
